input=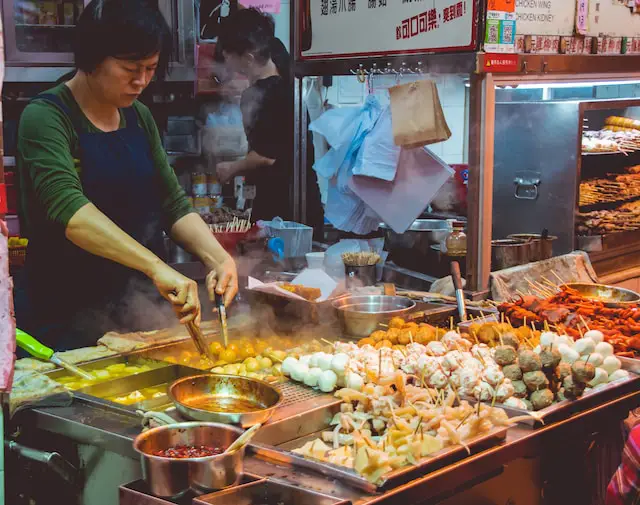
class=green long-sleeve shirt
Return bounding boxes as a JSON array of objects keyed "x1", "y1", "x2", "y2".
[{"x1": 17, "y1": 83, "x2": 192, "y2": 237}]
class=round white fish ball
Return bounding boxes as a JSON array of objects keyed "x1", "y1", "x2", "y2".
[
  {"x1": 504, "y1": 397, "x2": 529, "y2": 410},
  {"x1": 556, "y1": 335, "x2": 573, "y2": 347},
  {"x1": 595, "y1": 342, "x2": 614, "y2": 358},
  {"x1": 318, "y1": 370, "x2": 338, "y2": 392},
  {"x1": 533, "y1": 345, "x2": 542, "y2": 354},
  {"x1": 584, "y1": 330, "x2": 604, "y2": 344},
  {"x1": 309, "y1": 352, "x2": 324, "y2": 368},
  {"x1": 299, "y1": 355, "x2": 312, "y2": 366},
  {"x1": 558, "y1": 344, "x2": 580, "y2": 364},
  {"x1": 345, "y1": 372, "x2": 364, "y2": 391},
  {"x1": 608, "y1": 369, "x2": 630, "y2": 383},
  {"x1": 304, "y1": 367, "x2": 323, "y2": 387},
  {"x1": 602, "y1": 356, "x2": 622, "y2": 375},
  {"x1": 580, "y1": 353, "x2": 603, "y2": 367},
  {"x1": 540, "y1": 332, "x2": 557, "y2": 347},
  {"x1": 282, "y1": 357, "x2": 298, "y2": 376},
  {"x1": 588, "y1": 367, "x2": 608, "y2": 387},
  {"x1": 574, "y1": 338, "x2": 596, "y2": 355},
  {"x1": 331, "y1": 353, "x2": 350, "y2": 374},
  {"x1": 317, "y1": 354, "x2": 333, "y2": 371},
  {"x1": 291, "y1": 363, "x2": 309, "y2": 382}
]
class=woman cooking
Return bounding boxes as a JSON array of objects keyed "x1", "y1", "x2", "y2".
[
  {"x1": 15, "y1": 0, "x2": 238, "y2": 350},
  {"x1": 214, "y1": 8, "x2": 324, "y2": 234}
]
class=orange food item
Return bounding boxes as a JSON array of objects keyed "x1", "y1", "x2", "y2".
[{"x1": 280, "y1": 283, "x2": 322, "y2": 301}]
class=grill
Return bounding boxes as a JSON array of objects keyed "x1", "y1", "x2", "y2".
[{"x1": 276, "y1": 380, "x2": 326, "y2": 407}]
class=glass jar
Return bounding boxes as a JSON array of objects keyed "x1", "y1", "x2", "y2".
[{"x1": 445, "y1": 222, "x2": 467, "y2": 257}]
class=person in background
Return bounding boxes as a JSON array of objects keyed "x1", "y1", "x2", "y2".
[
  {"x1": 15, "y1": 0, "x2": 238, "y2": 350},
  {"x1": 606, "y1": 424, "x2": 640, "y2": 505},
  {"x1": 213, "y1": 8, "x2": 324, "y2": 237}
]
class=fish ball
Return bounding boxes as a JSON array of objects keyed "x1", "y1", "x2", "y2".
[
  {"x1": 317, "y1": 354, "x2": 334, "y2": 371},
  {"x1": 580, "y1": 353, "x2": 603, "y2": 367},
  {"x1": 608, "y1": 369, "x2": 630, "y2": 382},
  {"x1": 601, "y1": 355, "x2": 621, "y2": 375},
  {"x1": 540, "y1": 332, "x2": 557, "y2": 347},
  {"x1": 574, "y1": 338, "x2": 596, "y2": 356},
  {"x1": 584, "y1": 330, "x2": 604, "y2": 343},
  {"x1": 556, "y1": 335, "x2": 573, "y2": 347},
  {"x1": 291, "y1": 363, "x2": 309, "y2": 382},
  {"x1": 595, "y1": 342, "x2": 614, "y2": 358},
  {"x1": 588, "y1": 367, "x2": 608, "y2": 387},
  {"x1": 318, "y1": 370, "x2": 338, "y2": 392},
  {"x1": 558, "y1": 344, "x2": 580, "y2": 364},
  {"x1": 282, "y1": 357, "x2": 298, "y2": 376},
  {"x1": 331, "y1": 353, "x2": 350, "y2": 374},
  {"x1": 304, "y1": 367, "x2": 323, "y2": 387}
]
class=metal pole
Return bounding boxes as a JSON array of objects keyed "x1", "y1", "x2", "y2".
[{"x1": 466, "y1": 73, "x2": 495, "y2": 292}]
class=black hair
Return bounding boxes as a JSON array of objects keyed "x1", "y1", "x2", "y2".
[
  {"x1": 216, "y1": 8, "x2": 291, "y2": 81},
  {"x1": 74, "y1": 0, "x2": 172, "y2": 79}
]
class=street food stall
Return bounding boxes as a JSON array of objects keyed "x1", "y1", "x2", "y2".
[{"x1": 4, "y1": 0, "x2": 640, "y2": 505}]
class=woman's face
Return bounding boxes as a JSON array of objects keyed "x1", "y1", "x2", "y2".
[{"x1": 89, "y1": 53, "x2": 160, "y2": 108}]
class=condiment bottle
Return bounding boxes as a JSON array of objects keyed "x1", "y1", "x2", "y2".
[{"x1": 445, "y1": 221, "x2": 467, "y2": 257}]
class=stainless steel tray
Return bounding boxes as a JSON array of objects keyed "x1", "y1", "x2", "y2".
[
  {"x1": 490, "y1": 372, "x2": 640, "y2": 427},
  {"x1": 193, "y1": 478, "x2": 351, "y2": 505},
  {"x1": 75, "y1": 364, "x2": 204, "y2": 412},
  {"x1": 620, "y1": 356, "x2": 640, "y2": 374},
  {"x1": 247, "y1": 402, "x2": 508, "y2": 493}
]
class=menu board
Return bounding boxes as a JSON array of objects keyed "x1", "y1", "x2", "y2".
[
  {"x1": 587, "y1": 0, "x2": 640, "y2": 37},
  {"x1": 514, "y1": 0, "x2": 575, "y2": 35},
  {"x1": 299, "y1": 0, "x2": 477, "y2": 59}
]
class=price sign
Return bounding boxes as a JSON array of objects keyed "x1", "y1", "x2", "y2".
[{"x1": 300, "y1": 0, "x2": 478, "y2": 59}]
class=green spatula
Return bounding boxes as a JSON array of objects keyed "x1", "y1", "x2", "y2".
[{"x1": 16, "y1": 329, "x2": 94, "y2": 380}]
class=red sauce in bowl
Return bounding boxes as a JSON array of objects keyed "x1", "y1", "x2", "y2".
[{"x1": 152, "y1": 445, "x2": 224, "y2": 458}]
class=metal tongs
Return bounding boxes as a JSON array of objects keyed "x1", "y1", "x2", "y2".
[
  {"x1": 450, "y1": 261, "x2": 468, "y2": 322},
  {"x1": 215, "y1": 292, "x2": 229, "y2": 348},
  {"x1": 185, "y1": 321, "x2": 217, "y2": 363}
]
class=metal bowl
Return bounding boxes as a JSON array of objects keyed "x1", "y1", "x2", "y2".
[
  {"x1": 133, "y1": 422, "x2": 244, "y2": 498},
  {"x1": 169, "y1": 374, "x2": 282, "y2": 428},
  {"x1": 507, "y1": 233, "x2": 558, "y2": 262},
  {"x1": 562, "y1": 282, "x2": 640, "y2": 307},
  {"x1": 332, "y1": 295, "x2": 416, "y2": 338}
]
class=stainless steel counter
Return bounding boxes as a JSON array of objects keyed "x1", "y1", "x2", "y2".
[{"x1": 12, "y1": 370, "x2": 640, "y2": 505}]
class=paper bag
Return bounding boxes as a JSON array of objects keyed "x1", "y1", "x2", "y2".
[{"x1": 389, "y1": 80, "x2": 451, "y2": 148}]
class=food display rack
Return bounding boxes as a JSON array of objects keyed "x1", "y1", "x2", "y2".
[{"x1": 7, "y1": 314, "x2": 640, "y2": 505}]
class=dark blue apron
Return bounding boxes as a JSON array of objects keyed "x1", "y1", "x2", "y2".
[{"x1": 15, "y1": 93, "x2": 170, "y2": 350}]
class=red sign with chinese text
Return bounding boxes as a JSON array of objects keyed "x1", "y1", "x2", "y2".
[{"x1": 482, "y1": 53, "x2": 519, "y2": 73}]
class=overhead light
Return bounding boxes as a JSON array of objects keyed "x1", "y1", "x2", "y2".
[{"x1": 507, "y1": 80, "x2": 640, "y2": 89}]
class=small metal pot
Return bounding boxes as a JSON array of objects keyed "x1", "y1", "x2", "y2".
[
  {"x1": 507, "y1": 234, "x2": 558, "y2": 262},
  {"x1": 491, "y1": 239, "x2": 531, "y2": 271},
  {"x1": 332, "y1": 295, "x2": 416, "y2": 338},
  {"x1": 344, "y1": 264, "x2": 377, "y2": 288},
  {"x1": 133, "y1": 422, "x2": 244, "y2": 498}
]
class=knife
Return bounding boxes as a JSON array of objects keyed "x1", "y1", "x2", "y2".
[
  {"x1": 215, "y1": 292, "x2": 229, "y2": 348},
  {"x1": 16, "y1": 329, "x2": 94, "y2": 380},
  {"x1": 450, "y1": 261, "x2": 468, "y2": 322}
]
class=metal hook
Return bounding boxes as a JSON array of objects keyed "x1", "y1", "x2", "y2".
[{"x1": 356, "y1": 63, "x2": 367, "y2": 83}]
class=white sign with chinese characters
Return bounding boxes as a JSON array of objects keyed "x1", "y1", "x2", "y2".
[
  {"x1": 514, "y1": 0, "x2": 575, "y2": 35},
  {"x1": 587, "y1": 0, "x2": 640, "y2": 37},
  {"x1": 301, "y1": 0, "x2": 476, "y2": 59}
]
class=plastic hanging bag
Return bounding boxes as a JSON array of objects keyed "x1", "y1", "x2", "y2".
[{"x1": 352, "y1": 106, "x2": 400, "y2": 181}]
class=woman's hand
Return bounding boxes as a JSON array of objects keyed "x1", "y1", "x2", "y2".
[
  {"x1": 150, "y1": 262, "x2": 201, "y2": 325},
  {"x1": 215, "y1": 161, "x2": 236, "y2": 184},
  {"x1": 206, "y1": 256, "x2": 238, "y2": 307}
]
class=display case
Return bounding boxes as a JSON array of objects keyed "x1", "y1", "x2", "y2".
[
  {"x1": 490, "y1": 84, "x2": 640, "y2": 280},
  {"x1": 1, "y1": 0, "x2": 195, "y2": 80}
]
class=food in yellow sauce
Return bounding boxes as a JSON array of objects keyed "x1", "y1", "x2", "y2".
[
  {"x1": 54, "y1": 362, "x2": 158, "y2": 390},
  {"x1": 107, "y1": 385, "x2": 167, "y2": 406}
]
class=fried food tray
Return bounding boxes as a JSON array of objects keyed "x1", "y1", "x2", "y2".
[{"x1": 247, "y1": 402, "x2": 507, "y2": 493}]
